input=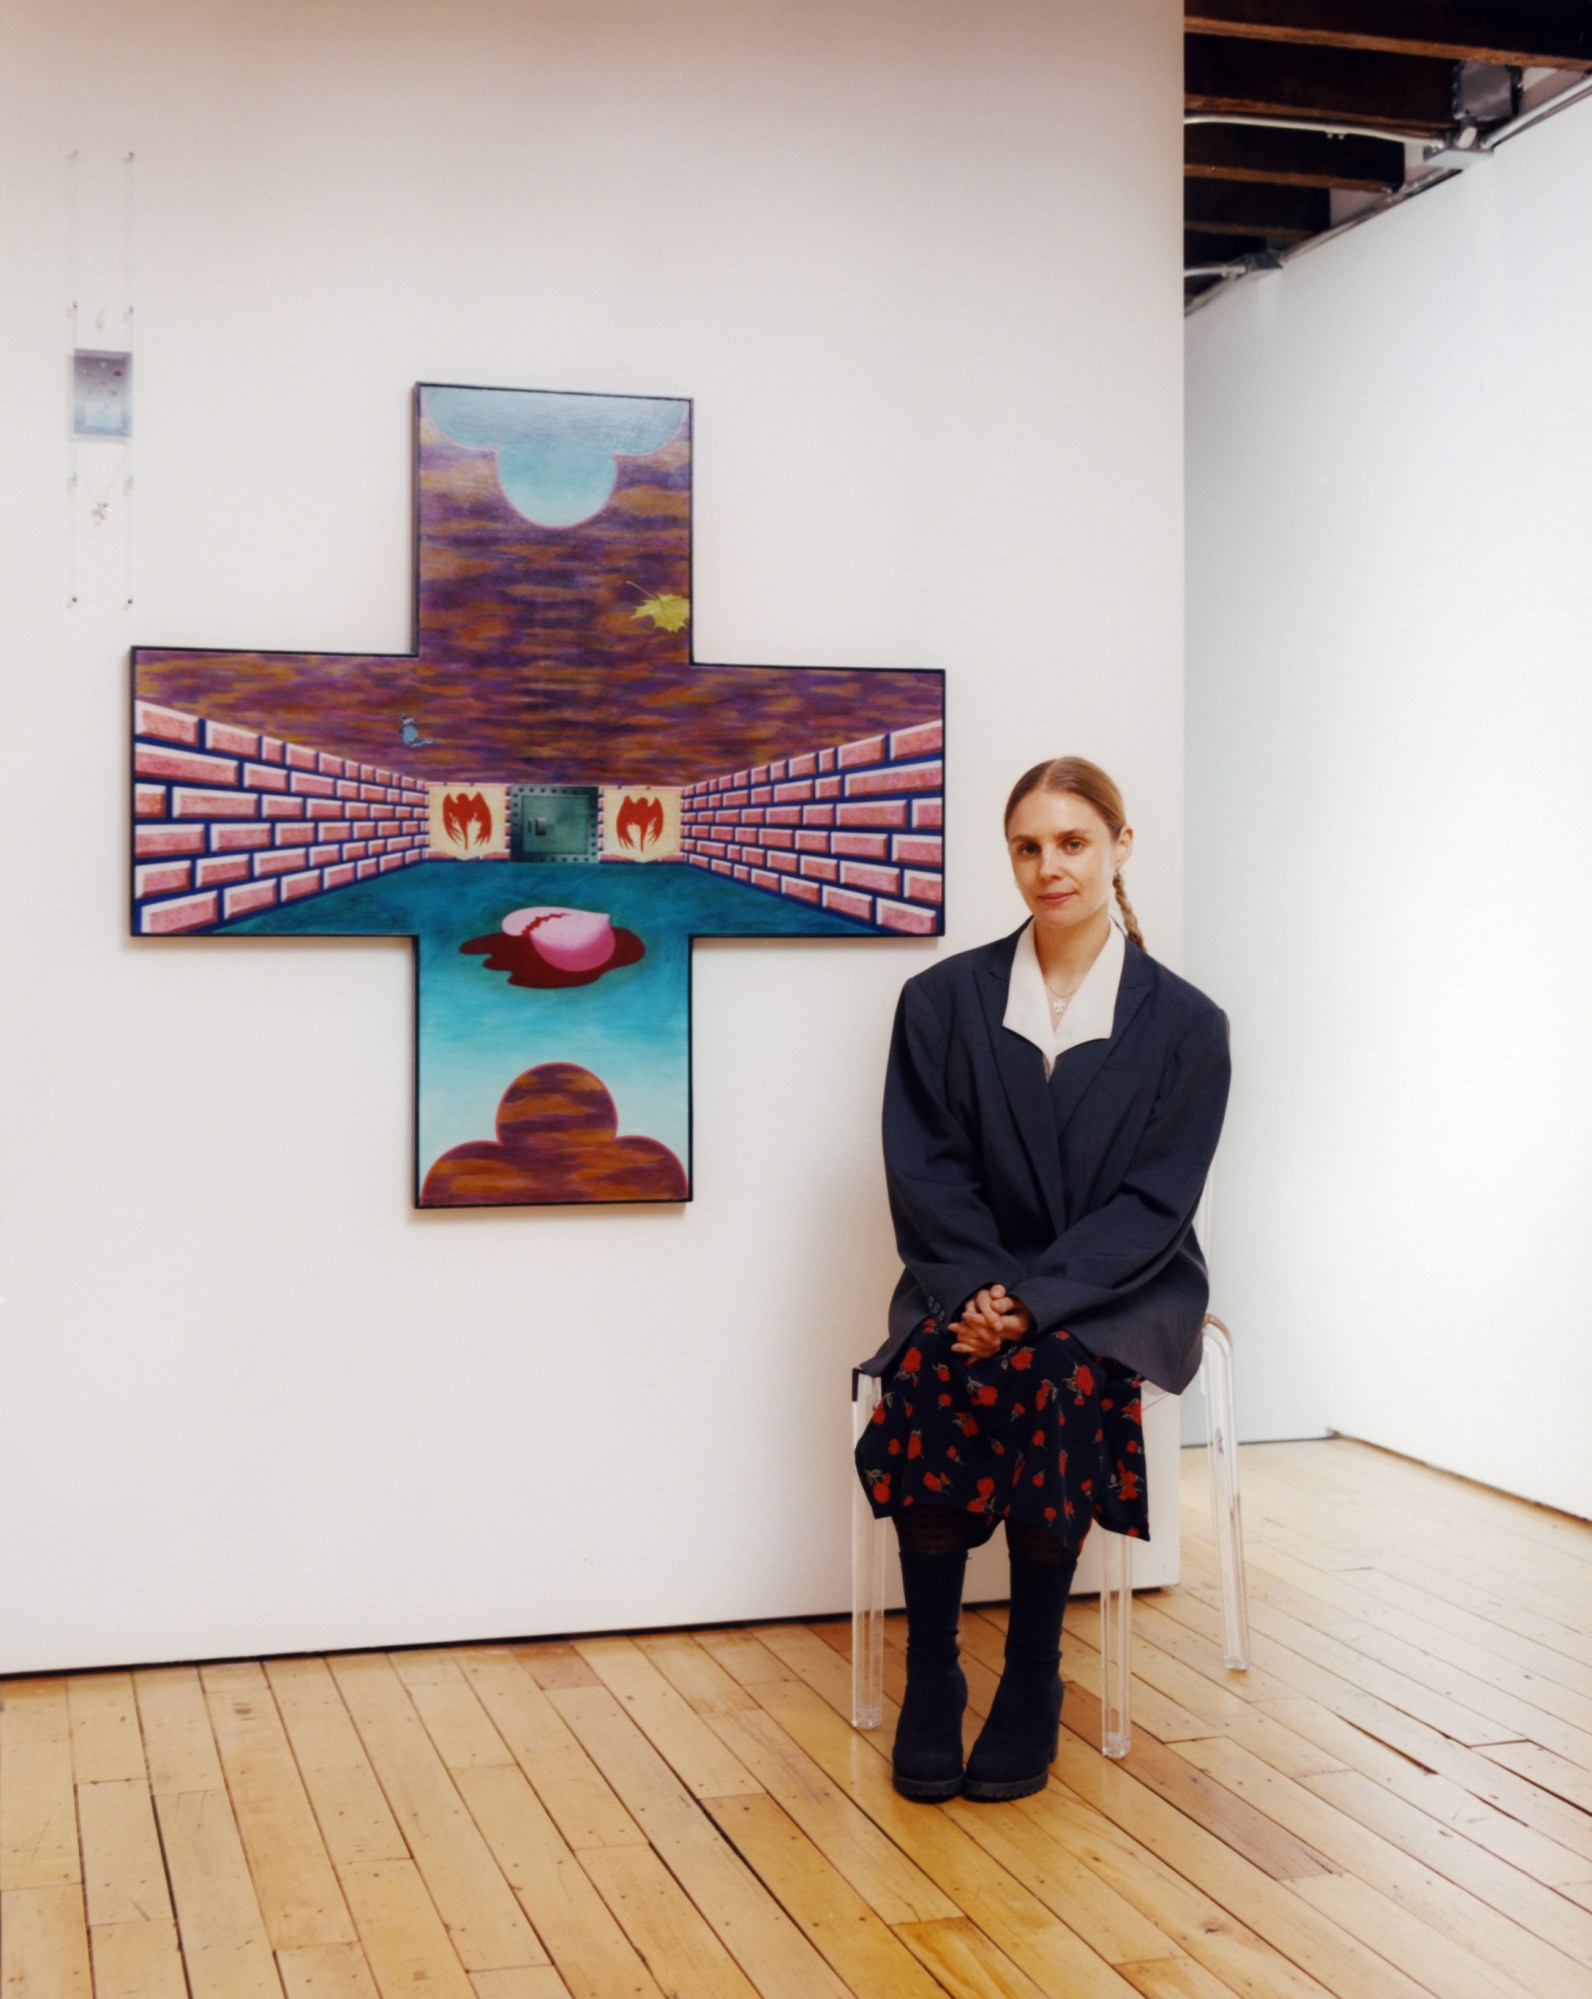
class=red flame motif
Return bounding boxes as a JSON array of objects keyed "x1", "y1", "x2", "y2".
[
  {"x1": 442, "y1": 790, "x2": 494, "y2": 853},
  {"x1": 616, "y1": 793, "x2": 665, "y2": 854}
]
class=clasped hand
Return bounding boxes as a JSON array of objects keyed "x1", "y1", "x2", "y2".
[{"x1": 946, "y1": 1283, "x2": 1034, "y2": 1360}]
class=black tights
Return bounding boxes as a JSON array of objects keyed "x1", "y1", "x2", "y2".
[{"x1": 892, "y1": 1503, "x2": 1081, "y2": 1566}]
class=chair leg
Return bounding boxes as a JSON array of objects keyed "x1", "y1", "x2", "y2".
[
  {"x1": 851, "y1": 1369, "x2": 888, "y2": 1729},
  {"x1": 1099, "y1": 1525, "x2": 1133, "y2": 1759},
  {"x1": 1200, "y1": 1315, "x2": 1251, "y2": 1671}
]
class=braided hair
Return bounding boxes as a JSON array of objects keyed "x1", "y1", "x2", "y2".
[{"x1": 1002, "y1": 756, "x2": 1144, "y2": 950}]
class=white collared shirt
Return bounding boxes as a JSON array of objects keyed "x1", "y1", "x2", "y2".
[{"x1": 1003, "y1": 912, "x2": 1127, "y2": 1078}]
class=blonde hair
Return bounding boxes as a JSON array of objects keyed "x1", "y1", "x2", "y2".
[{"x1": 1003, "y1": 756, "x2": 1143, "y2": 949}]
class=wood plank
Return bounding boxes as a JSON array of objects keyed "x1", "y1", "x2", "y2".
[
  {"x1": 0, "y1": 1883, "x2": 93, "y2": 1999},
  {"x1": 67, "y1": 1672, "x2": 145, "y2": 1783},
  {"x1": 404, "y1": 1680, "x2": 517, "y2": 1774},
  {"x1": 1185, "y1": 122, "x2": 1405, "y2": 190},
  {"x1": 153, "y1": 1788, "x2": 283, "y2": 1999},
  {"x1": 1186, "y1": 35, "x2": 1458, "y2": 135},
  {"x1": 326, "y1": 1653, "x2": 546, "y2": 1975},
  {"x1": 335, "y1": 1859, "x2": 476, "y2": 1999},
  {"x1": 133, "y1": 1668, "x2": 226, "y2": 1796},
  {"x1": 575, "y1": 1839, "x2": 771, "y2": 1999},
  {"x1": 77, "y1": 1778, "x2": 172, "y2": 1926},
  {"x1": 0, "y1": 1681, "x2": 79, "y2": 1889},
  {"x1": 572, "y1": 1637, "x2": 763, "y2": 1801},
  {"x1": 454, "y1": 1649, "x2": 646, "y2": 1853},
  {"x1": 470, "y1": 1971, "x2": 575, "y2": 1999},
  {"x1": 1115, "y1": 1953, "x2": 1248, "y2": 1999},
  {"x1": 503, "y1": 1644, "x2": 602, "y2": 1693},
  {"x1": 544, "y1": 1681, "x2": 854, "y2": 1999},
  {"x1": 201, "y1": 1661, "x2": 356, "y2": 1949},
  {"x1": 1186, "y1": 3, "x2": 1592, "y2": 72},
  {"x1": 631, "y1": 1633, "x2": 759, "y2": 1719},
  {"x1": 276, "y1": 1941, "x2": 382, "y2": 1999},
  {"x1": 88, "y1": 1918, "x2": 189, "y2": 1999},
  {"x1": 1184, "y1": 179, "x2": 1331, "y2": 239},
  {"x1": 262, "y1": 1657, "x2": 408, "y2": 1867},
  {"x1": 893, "y1": 1913, "x2": 1052, "y2": 1997},
  {"x1": 449, "y1": 1762, "x2": 668, "y2": 1999}
]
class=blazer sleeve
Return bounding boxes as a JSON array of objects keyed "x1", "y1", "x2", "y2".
[
  {"x1": 1010, "y1": 1004, "x2": 1232, "y2": 1336},
  {"x1": 883, "y1": 977, "x2": 1026, "y2": 1319}
]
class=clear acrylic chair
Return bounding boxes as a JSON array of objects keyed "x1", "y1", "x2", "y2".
[{"x1": 850, "y1": 1310, "x2": 1250, "y2": 1754}]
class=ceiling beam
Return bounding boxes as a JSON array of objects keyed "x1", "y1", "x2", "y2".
[
  {"x1": 1184, "y1": 229, "x2": 1283, "y2": 265},
  {"x1": 1186, "y1": 34, "x2": 1459, "y2": 133},
  {"x1": 1186, "y1": 4, "x2": 1592, "y2": 71},
  {"x1": 1185, "y1": 123, "x2": 1405, "y2": 188},
  {"x1": 1185, "y1": 179, "x2": 1331, "y2": 238}
]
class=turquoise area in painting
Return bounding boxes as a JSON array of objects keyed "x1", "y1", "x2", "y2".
[{"x1": 227, "y1": 861, "x2": 872, "y2": 1189}]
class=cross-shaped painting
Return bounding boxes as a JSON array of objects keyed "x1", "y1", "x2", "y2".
[{"x1": 131, "y1": 384, "x2": 945, "y2": 1206}]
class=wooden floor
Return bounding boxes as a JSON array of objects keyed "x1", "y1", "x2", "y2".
[{"x1": 3, "y1": 1440, "x2": 1591, "y2": 1999}]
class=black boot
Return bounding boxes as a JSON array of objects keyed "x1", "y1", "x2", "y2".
[
  {"x1": 963, "y1": 1536, "x2": 1080, "y2": 1802},
  {"x1": 891, "y1": 1546, "x2": 970, "y2": 1800}
]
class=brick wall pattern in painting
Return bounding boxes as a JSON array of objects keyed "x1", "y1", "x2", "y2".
[
  {"x1": 678, "y1": 719, "x2": 942, "y2": 933},
  {"x1": 133, "y1": 702, "x2": 429, "y2": 934}
]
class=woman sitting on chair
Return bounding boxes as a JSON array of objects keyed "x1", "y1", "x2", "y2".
[{"x1": 853, "y1": 755, "x2": 1232, "y2": 1802}]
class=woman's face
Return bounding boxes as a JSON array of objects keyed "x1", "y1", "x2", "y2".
[{"x1": 1006, "y1": 788, "x2": 1132, "y2": 936}]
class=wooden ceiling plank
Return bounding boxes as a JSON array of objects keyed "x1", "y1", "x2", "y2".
[
  {"x1": 1186, "y1": 3, "x2": 1592, "y2": 72},
  {"x1": 1186, "y1": 34, "x2": 1459, "y2": 134},
  {"x1": 1183, "y1": 230, "x2": 1275, "y2": 266},
  {"x1": 1184, "y1": 178, "x2": 1331, "y2": 236},
  {"x1": 1184, "y1": 123, "x2": 1405, "y2": 189}
]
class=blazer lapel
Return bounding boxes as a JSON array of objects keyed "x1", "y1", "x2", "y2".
[
  {"x1": 1047, "y1": 937, "x2": 1154, "y2": 1148},
  {"x1": 976, "y1": 929, "x2": 1069, "y2": 1237}
]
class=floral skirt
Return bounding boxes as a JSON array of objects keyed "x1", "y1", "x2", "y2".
[{"x1": 853, "y1": 1321, "x2": 1150, "y2": 1550}]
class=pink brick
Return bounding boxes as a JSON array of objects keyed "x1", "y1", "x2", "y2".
[
  {"x1": 912, "y1": 796, "x2": 943, "y2": 829},
  {"x1": 769, "y1": 852, "x2": 797, "y2": 874},
  {"x1": 749, "y1": 787, "x2": 773, "y2": 807},
  {"x1": 318, "y1": 753, "x2": 344, "y2": 776},
  {"x1": 305, "y1": 798, "x2": 345, "y2": 820},
  {"x1": 136, "y1": 745, "x2": 239, "y2": 787},
  {"x1": 893, "y1": 833, "x2": 943, "y2": 867},
  {"x1": 258, "y1": 735, "x2": 284, "y2": 765},
  {"x1": 839, "y1": 733, "x2": 887, "y2": 769},
  {"x1": 774, "y1": 780, "x2": 813, "y2": 804},
  {"x1": 845, "y1": 759, "x2": 941, "y2": 798},
  {"x1": 795, "y1": 830, "x2": 829, "y2": 853},
  {"x1": 368, "y1": 804, "x2": 397, "y2": 821},
  {"x1": 357, "y1": 859, "x2": 379, "y2": 879},
  {"x1": 134, "y1": 701, "x2": 200, "y2": 746},
  {"x1": 290, "y1": 771, "x2": 335, "y2": 798},
  {"x1": 263, "y1": 795, "x2": 306, "y2": 819},
  {"x1": 722, "y1": 790, "x2": 749, "y2": 808},
  {"x1": 841, "y1": 860, "x2": 901, "y2": 896},
  {"x1": 274, "y1": 824, "x2": 316, "y2": 847},
  {"x1": 877, "y1": 898, "x2": 938, "y2": 934},
  {"x1": 711, "y1": 860, "x2": 733, "y2": 877},
  {"x1": 837, "y1": 800, "x2": 908, "y2": 829},
  {"x1": 286, "y1": 743, "x2": 318, "y2": 771},
  {"x1": 751, "y1": 869, "x2": 781, "y2": 893},
  {"x1": 171, "y1": 786, "x2": 258, "y2": 820},
  {"x1": 135, "y1": 784, "x2": 166, "y2": 818},
  {"x1": 779, "y1": 876, "x2": 820, "y2": 904},
  {"x1": 801, "y1": 805, "x2": 835, "y2": 827},
  {"x1": 195, "y1": 855, "x2": 252, "y2": 889},
  {"x1": 733, "y1": 865, "x2": 751, "y2": 882},
  {"x1": 378, "y1": 853, "x2": 402, "y2": 873},
  {"x1": 281, "y1": 869, "x2": 323, "y2": 901},
  {"x1": 336, "y1": 779, "x2": 361, "y2": 800},
  {"x1": 761, "y1": 829, "x2": 795, "y2": 851},
  {"x1": 319, "y1": 821, "x2": 353, "y2": 840},
  {"x1": 309, "y1": 844, "x2": 341, "y2": 866},
  {"x1": 766, "y1": 806, "x2": 803, "y2": 826},
  {"x1": 890, "y1": 719, "x2": 943, "y2": 761},
  {"x1": 205, "y1": 721, "x2": 260, "y2": 758},
  {"x1": 244, "y1": 762, "x2": 289, "y2": 792},
  {"x1": 786, "y1": 753, "x2": 818, "y2": 779},
  {"x1": 800, "y1": 854, "x2": 839, "y2": 883},
  {"x1": 223, "y1": 879, "x2": 279, "y2": 920},
  {"x1": 322, "y1": 863, "x2": 356, "y2": 890},
  {"x1": 822, "y1": 885, "x2": 873, "y2": 922},
  {"x1": 741, "y1": 809, "x2": 766, "y2": 827},
  {"x1": 818, "y1": 748, "x2": 836, "y2": 773},
  {"x1": 135, "y1": 860, "x2": 191, "y2": 899},
  {"x1": 815, "y1": 776, "x2": 843, "y2": 800},
  {"x1": 253, "y1": 850, "x2": 303, "y2": 876},
  {"x1": 832, "y1": 831, "x2": 889, "y2": 860},
  {"x1": 344, "y1": 841, "x2": 369, "y2": 859},
  {"x1": 135, "y1": 824, "x2": 205, "y2": 857},
  {"x1": 904, "y1": 869, "x2": 943, "y2": 905},
  {"x1": 211, "y1": 824, "x2": 272, "y2": 852},
  {"x1": 749, "y1": 766, "x2": 770, "y2": 784},
  {"x1": 140, "y1": 890, "x2": 218, "y2": 934},
  {"x1": 733, "y1": 770, "x2": 751, "y2": 788}
]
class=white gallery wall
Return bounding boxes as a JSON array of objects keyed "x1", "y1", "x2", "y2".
[
  {"x1": 0, "y1": 0, "x2": 1187, "y2": 1671},
  {"x1": 1186, "y1": 106, "x2": 1592, "y2": 1521}
]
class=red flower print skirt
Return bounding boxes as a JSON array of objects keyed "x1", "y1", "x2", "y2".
[{"x1": 854, "y1": 1322, "x2": 1150, "y2": 1550}]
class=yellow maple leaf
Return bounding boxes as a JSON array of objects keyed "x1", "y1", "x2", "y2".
[{"x1": 631, "y1": 592, "x2": 691, "y2": 633}]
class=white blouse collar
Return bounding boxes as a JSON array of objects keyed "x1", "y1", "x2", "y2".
[{"x1": 1003, "y1": 913, "x2": 1127, "y2": 1077}]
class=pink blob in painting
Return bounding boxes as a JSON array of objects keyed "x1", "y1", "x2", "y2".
[{"x1": 501, "y1": 906, "x2": 616, "y2": 973}]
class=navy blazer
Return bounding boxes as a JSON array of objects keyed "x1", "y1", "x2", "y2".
[{"x1": 856, "y1": 922, "x2": 1232, "y2": 1398}]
